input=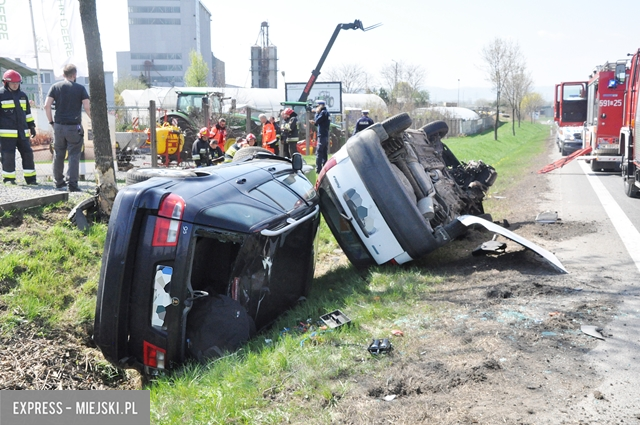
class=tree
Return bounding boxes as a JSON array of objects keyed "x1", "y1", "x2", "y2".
[
  {"x1": 521, "y1": 92, "x2": 545, "y2": 123},
  {"x1": 324, "y1": 63, "x2": 371, "y2": 93},
  {"x1": 379, "y1": 61, "x2": 426, "y2": 113},
  {"x1": 184, "y1": 50, "x2": 209, "y2": 87},
  {"x1": 503, "y1": 60, "x2": 533, "y2": 135},
  {"x1": 114, "y1": 76, "x2": 149, "y2": 106},
  {"x1": 481, "y1": 38, "x2": 519, "y2": 140},
  {"x1": 79, "y1": 0, "x2": 118, "y2": 217}
]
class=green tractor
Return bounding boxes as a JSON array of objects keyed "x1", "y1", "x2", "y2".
[{"x1": 161, "y1": 88, "x2": 262, "y2": 158}]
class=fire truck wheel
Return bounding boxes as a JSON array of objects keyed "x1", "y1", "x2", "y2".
[
  {"x1": 590, "y1": 159, "x2": 601, "y2": 172},
  {"x1": 624, "y1": 176, "x2": 639, "y2": 198},
  {"x1": 126, "y1": 168, "x2": 196, "y2": 185}
]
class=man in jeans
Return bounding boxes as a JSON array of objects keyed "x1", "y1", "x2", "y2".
[{"x1": 44, "y1": 64, "x2": 91, "y2": 192}]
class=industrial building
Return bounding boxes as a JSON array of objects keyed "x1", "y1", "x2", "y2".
[{"x1": 116, "y1": 0, "x2": 225, "y2": 87}]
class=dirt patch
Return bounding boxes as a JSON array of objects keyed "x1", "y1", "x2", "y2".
[
  {"x1": 0, "y1": 322, "x2": 140, "y2": 390},
  {"x1": 328, "y1": 137, "x2": 629, "y2": 424}
]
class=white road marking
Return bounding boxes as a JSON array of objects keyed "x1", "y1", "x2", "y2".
[{"x1": 579, "y1": 161, "x2": 640, "y2": 272}]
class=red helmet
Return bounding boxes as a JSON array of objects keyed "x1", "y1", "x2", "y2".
[
  {"x1": 245, "y1": 133, "x2": 256, "y2": 141},
  {"x1": 284, "y1": 108, "x2": 294, "y2": 116},
  {"x1": 199, "y1": 127, "x2": 209, "y2": 138},
  {"x1": 2, "y1": 70, "x2": 22, "y2": 83}
]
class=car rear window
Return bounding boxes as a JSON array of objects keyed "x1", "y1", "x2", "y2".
[
  {"x1": 202, "y1": 202, "x2": 275, "y2": 227},
  {"x1": 250, "y1": 180, "x2": 306, "y2": 212},
  {"x1": 277, "y1": 172, "x2": 317, "y2": 202}
]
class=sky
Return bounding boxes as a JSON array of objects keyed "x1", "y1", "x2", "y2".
[{"x1": 86, "y1": 0, "x2": 640, "y2": 102}]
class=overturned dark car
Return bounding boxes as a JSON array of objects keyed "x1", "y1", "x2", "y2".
[{"x1": 94, "y1": 152, "x2": 319, "y2": 374}]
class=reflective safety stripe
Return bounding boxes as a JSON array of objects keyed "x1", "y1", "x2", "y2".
[
  {"x1": 26, "y1": 114, "x2": 34, "y2": 122},
  {"x1": 1, "y1": 100, "x2": 13, "y2": 108},
  {"x1": 23, "y1": 169, "x2": 36, "y2": 177},
  {"x1": 2, "y1": 170, "x2": 16, "y2": 178},
  {"x1": 0, "y1": 129, "x2": 18, "y2": 137},
  {"x1": 20, "y1": 100, "x2": 27, "y2": 111}
]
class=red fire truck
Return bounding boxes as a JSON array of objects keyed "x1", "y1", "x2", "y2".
[
  {"x1": 583, "y1": 60, "x2": 628, "y2": 171},
  {"x1": 620, "y1": 49, "x2": 640, "y2": 197},
  {"x1": 554, "y1": 61, "x2": 627, "y2": 170}
]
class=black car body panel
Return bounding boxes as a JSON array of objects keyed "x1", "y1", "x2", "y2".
[{"x1": 94, "y1": 159, "x2": 320, "y2": 371}]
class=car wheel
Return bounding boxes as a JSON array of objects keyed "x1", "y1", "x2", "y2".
[
  {"x1": 380, "y1": 113, "x2": 412, "y2": 138},
  {"x1": 561, "y1": 148, "x2": 568, "y2": 156},
  {"x1": 126, "y1": 167, "x2": 196, "y2": 185},
  {"x1": 422, "y1": 120, "x2": 449, "y2": 140},
  {"x1": 232, "y1": 146, "x2": 275, "y2": 162},
  {"x1": 624, "y1": 176, "x2": 639, "y2": 198}
]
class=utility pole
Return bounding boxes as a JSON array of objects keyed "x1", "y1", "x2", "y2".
[
  {"x1": 457, "y1": 79, "x2": 460, "y2": 107},
  {"x1": 392, "y1": 59, "x2": 398, "y2": 104},
  {"x1": 28, "y1": 0, "x2": 43, "y2": 107}
]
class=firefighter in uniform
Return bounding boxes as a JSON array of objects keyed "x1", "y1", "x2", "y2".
[
  {"x1": 224, "y1": 133, "x2": 256, "y2": 163},
  {"x1": 281, "y1": 108, "x2": 299, "y2": 158},
  {"x1": 209, "y1": 118, "x2": 227, "y2": 152},
  {"x1": 353, "y1": 110, "x2": 374, "y2": 135},
  {"x1": 0, "y1": 70, "x2": 37, "y2": 185},
  {"x1": 260, "y1": 114, "x2": 277, "y2": 154}
]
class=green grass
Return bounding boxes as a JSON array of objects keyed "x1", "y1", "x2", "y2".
[{"x1": 0, "y1": 203, "x2": 106, "y2": 332}]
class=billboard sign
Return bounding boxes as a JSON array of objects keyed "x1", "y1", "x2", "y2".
[{"x1": 285, "y1": 82, "x2": 343, "y2": 114}]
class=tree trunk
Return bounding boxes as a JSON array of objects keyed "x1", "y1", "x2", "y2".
[
  {"x1": 512, "y1": 106, "x2": 516, "y2": 136},
  {"x1": 494, "y1": 92, "x2": 500, "y2": 140},
  {"x1": 79, "y1": 0, "x2": 118, "y2": 217}
]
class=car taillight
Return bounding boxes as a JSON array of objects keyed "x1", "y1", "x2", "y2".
[
  {"x1": 143, "y1": 340, "x2": 166, "y2": 369},
  {"x1": 152, "y1": 194, "x2": 186, "y2": 247},
  {"x1": 315, "y1": 156, "x2": 337, "y2": 190}
]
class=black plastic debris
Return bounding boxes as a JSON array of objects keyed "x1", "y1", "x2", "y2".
[
  {"x1": 472, "y1": 234, "x2": 507, "y2": 256},
  {"x1": 68, "y1": 195, "x2": 100, "y2": 231},
  {"x1": 320, "y1": 310, "x2": 351, "y2": 329},
  {"x1": 368, "y1": 338, "x2": 392, "y2": 355}
]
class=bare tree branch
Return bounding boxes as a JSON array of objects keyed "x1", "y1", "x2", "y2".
[{"x1": 324, "y1": 63, "x2": 371, "y2": 93}]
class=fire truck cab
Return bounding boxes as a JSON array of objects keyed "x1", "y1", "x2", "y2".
[
  {"x1": 554, "y1": 82, "x2": 587, "y2": 156},
  {"x1": 620, "y1": 49, "x2": 640, "y2": 197},
  {"x1": 583, "y1": 61, "x2": 628, "y2": 171}
]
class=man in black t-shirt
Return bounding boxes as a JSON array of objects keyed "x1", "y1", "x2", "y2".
[{"x1": 44, "y1": 64, "x2": 91, "y2": 192}]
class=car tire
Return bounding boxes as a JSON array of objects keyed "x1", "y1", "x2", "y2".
[
  {"x1": 380, "y1": 113, "x2": 412, "y2": 138},
  {"x1": 232, "y1": 146, "x2": 274, "y2": 162},
  {"x1": 422, "y1": 120, "x2": 449, "y2": 140},
  {"x1": 126, "y1": 167, "x2": 196, "y2": 185}
]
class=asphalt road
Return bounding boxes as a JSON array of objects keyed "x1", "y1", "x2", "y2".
[{"x1": 541, "y1": 149, "x2": 640, "y2": 422}]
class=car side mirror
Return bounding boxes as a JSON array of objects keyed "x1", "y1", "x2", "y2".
[{"x1": 291, "y1": 153, "x2": 303, "y2": 171}]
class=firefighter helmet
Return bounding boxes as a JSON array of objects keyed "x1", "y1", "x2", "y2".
[
  {"x1": 284, "y1": 108, "x2": 294, "y2": 116},
  {"x1": 2, "y1": 70, "x2": 22, "y2": 84},
  {"x1": 245, "y1": 133, "x2": 256, "y2": 142},
  {"x1": 199, "y1": 127, "x2": 209, "y2": 138}
]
